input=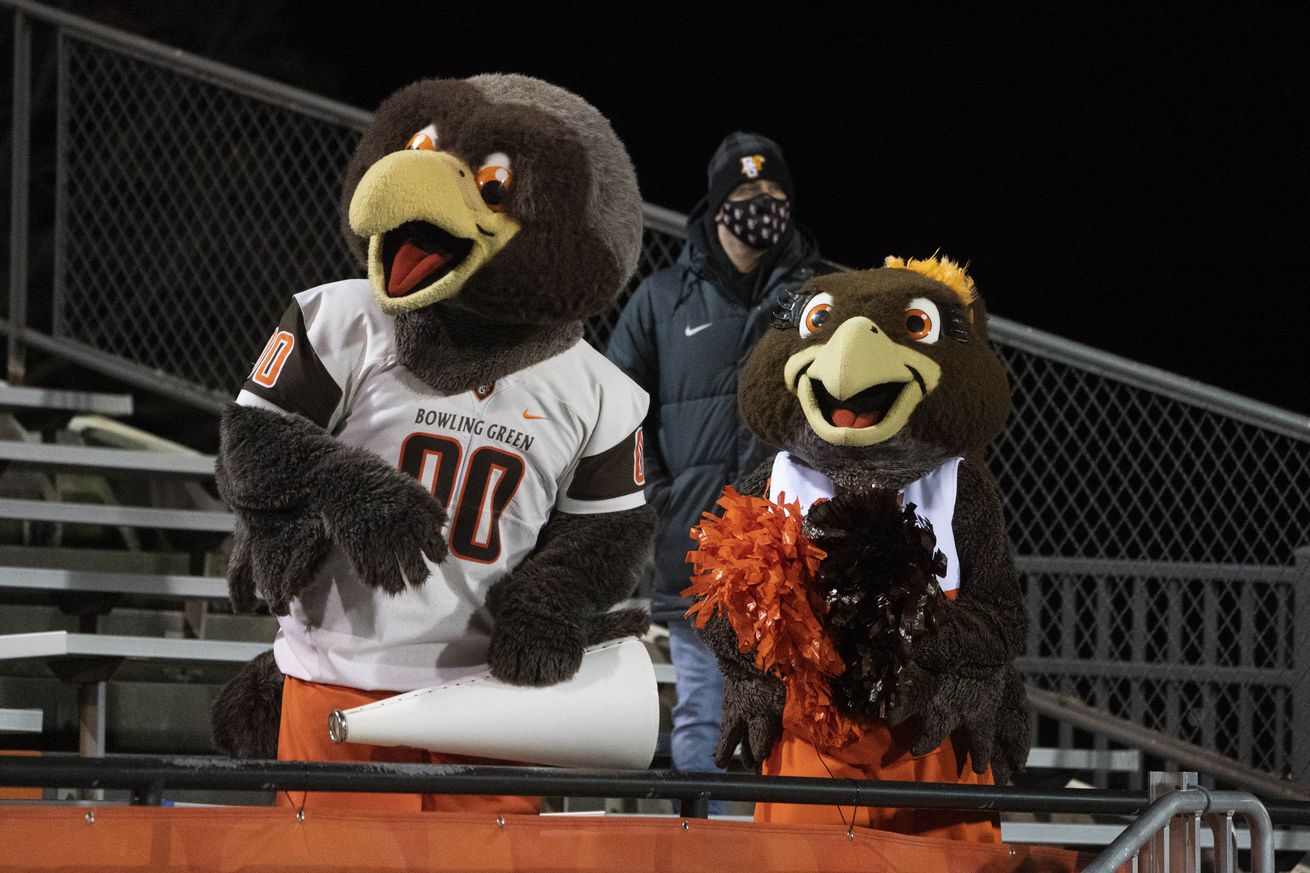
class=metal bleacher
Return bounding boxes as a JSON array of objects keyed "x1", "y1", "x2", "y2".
[
  {"x1": 0, "y1": 379, "x2": 1156, "y2": 816},
  {"x1": 0, "y1": 384, "x2": 132, "y2": 418},
  {"x1": 0, "y1": 381, "x2": 269, "y2": 760},
  {"x1": 0, "y1": 708, "x2": 41, "y2": 734}
]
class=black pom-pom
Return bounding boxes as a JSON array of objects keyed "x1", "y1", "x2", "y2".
[{"x1": 808, "y1": 487, "x2": 950, "y2": 721}]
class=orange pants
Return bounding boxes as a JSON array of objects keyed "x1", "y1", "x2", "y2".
[
  {"x1": 276, "y1": 676, "x2": 540, "y2": 815},
  {"x1": 756, "y1": 721, "x2": 1000, "y2": 842}
]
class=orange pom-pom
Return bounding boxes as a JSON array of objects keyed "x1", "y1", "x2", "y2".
[{"x1": 684, "y1": 486, "x2": 863, "y2": 750}]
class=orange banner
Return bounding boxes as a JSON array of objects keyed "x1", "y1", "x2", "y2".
[{"x1": 0, "y1": 805, "x2": 1097, "y2": 873}]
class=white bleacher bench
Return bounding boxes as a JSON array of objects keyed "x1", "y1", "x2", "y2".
[
  {"x1": 1025, "y1": 747, "x2": 1141, "y2": 772},
  {"x1": 0, "y1": 384, "x2": 132, "y2": 417},
  {"x1": 0, "y1": 566, "x2": 228, "y2": 600},
  {"x1": 0, "y1": 708, "x2": 42, "y2": 734},
  {"x1": 0, "y1": 631, "x2": 268, "y2": 757},
  {"x1": 0, "y1": 441, "x2": 216, "y2": 478},
  {"x1": 0, "y1": 631, "x2": 266, "y2": 665},
  {"x1": 0, "y1": 498, "x2": 233, "y2": 533}
]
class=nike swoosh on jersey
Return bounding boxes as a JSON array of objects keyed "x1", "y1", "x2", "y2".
[
  {"x1": 522, "y1": 410, "x2": 548, "y2": 421},
  {"x1": 684, "y1": 323, "x2": 712, "y2": 337}
]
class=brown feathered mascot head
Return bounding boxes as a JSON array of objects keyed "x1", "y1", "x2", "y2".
[
  {"x1": 738, "y1": 256, "x2": 1010, "y2": 487},
  {"x1": 339, "y1": 74, "x2": 643, "y2": 390}
]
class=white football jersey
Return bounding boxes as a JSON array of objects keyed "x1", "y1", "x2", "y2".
[{"x1": 236, "y1": 279, "x2": 649, "y2": 691}]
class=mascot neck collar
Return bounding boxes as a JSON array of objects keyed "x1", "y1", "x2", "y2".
[{"x1": 767, "y1": 451, "x2": 963, "y2": 595}]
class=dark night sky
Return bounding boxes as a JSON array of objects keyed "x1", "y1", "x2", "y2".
[{"x1": 66, "y1": 2, "x2": 1310, "y2": 416}]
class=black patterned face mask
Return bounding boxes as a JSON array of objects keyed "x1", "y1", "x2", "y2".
[{"x1": 716, "y1": 194, "x2": 791, "y2": 250}]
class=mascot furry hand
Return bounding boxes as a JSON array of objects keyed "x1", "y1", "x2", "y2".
[
  {"x1": 687, "y1": 257, "x2": 1029, "y2": 836},
  {"x1": 211, "y1": 75, "x2": 654, "y2": 763}
]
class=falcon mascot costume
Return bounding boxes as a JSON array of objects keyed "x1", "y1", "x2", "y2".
[
  {"x1": 209, "y1": 75, "x2": 654, "y2": 814},
  {"x1": 687, "y1": 257, "x2": 1029, "y2": 840}
]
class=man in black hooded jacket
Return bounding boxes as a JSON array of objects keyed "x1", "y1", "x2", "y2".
[{"x1": 606, "y1": 132, "x2": 824, "y2": 785}]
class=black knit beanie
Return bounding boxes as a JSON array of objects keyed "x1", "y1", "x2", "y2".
[{"x1": 706, "y1": 132, "x2": 794, "y2": 209}]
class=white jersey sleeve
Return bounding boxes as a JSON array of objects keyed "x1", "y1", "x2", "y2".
[
  {"x1": 235, "y1": 280, "x2": 384, "y2": 432},
  {"x1": 555, "y1": 353, "x2": 650, "y2": 516}
]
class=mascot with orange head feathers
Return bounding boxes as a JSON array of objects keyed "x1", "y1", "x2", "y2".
[
  {"x1": 209, "y1": 75, "x2": 654, "y2": 814},
  {"x1": 687, "y1": 256, "x2": 1029, "y2": 839}
]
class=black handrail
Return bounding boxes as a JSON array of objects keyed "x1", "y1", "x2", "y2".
[{"x1": 2, "y1": 756, "x2": 1309, "y2": 826}]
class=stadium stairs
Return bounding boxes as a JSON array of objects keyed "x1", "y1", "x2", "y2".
[{"x1": 0, "y1": 381, "x2": 271, "y2": 800}]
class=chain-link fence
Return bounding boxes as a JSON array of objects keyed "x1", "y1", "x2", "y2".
[
  {"x1": 9, "y1": 4, "x2": 1310, "y2": 786},
  {"x1": 53, "y1": 34, "x2": 364, "y2": 396},
  {"x1": 994, "y1": 345, "x2": 1310, "y2": 784}
]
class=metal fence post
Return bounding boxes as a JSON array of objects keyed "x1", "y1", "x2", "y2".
[
  {"x1": 1293, "y1": 547, "x2": 1310, "y2": 783},
  {"x1": 7, "y1": 7, "x2": 32, "y2": 385},
  {"x1": 1143, "y1": 771, "x2": 1200, "y2": 873},
  {"x1": 1204, "y1": 811, "x2": 1238, "y2": 873}
]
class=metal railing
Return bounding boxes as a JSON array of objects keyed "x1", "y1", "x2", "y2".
[
  {"x1": 5, "y1": 755, "x2": 1310, "y2": 822},
  {"x1": 1084, "y1": 772, "x2": 1279, "y2": 873},
  {"x1": 2, "y1": 757, "x2": 1308, "y2": 871},
  {"x1": 1087, "y1": 791, "x2": 1273, "y2": 873},
  {"x1": 4, "y1": 0, "x2": 1309, "y2": 789}
]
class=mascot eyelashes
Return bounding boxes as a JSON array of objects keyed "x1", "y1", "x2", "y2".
[
  {"x1": 210, "y1": 75, "x2": 654, "y2": 813},
  {"x1": 687, "y1": 257, "x2": 1029, "y2": 840}
]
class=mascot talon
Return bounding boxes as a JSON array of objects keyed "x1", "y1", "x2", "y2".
[
  {"x1": 486, "y1": 604, "x2": 652, "y2": 686},
  {"x1": 211, "y1": 76, "x2": 656, "y2": 809},
  {"x1": 689, "y1": 257, "x2": 1030, "y2": 839},
  {"x1": 883, "y1": 660, "x2": 940, "y2": 728},
  {"x1": 487, "y1": 616, "x2": 587, "y2": 687},
  {"x1": 990, "y1": 664, "x2": 1031, "y2": 785},
  {"x1": 319, "y1": 465, "x2": 449, "y2": 595},
  {"x1": 716, "y1": 674, "x2": 786, "y2": 770},
  {"x1": 228, "y1": 509, "x2": 331, "y2": 615}
]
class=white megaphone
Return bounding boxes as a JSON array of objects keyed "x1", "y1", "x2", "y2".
[{"x1": 326, "y1": 636, "x2": 659, "y2": 769}]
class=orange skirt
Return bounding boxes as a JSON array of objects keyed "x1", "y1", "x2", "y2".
[
  {"x1": 276, "y1": 675, "x2": 539, "y2": 815},
  {"x1": 756, "y1": 720, "x2": 1000, "y2": 842}
]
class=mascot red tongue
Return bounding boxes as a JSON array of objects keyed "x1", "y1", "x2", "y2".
[
  {"x1": 688, "y1": 256, "x2": 1030, "y2": 840},
  {"x1": 388, "y1": 241, "x2": 451, "y2": 296},
  {"x1": 832, "y1": 408, "x2": 877, "y2": 428},
  {"x1": 210, "y1": 74, "x2": 654, "y2": 815}
]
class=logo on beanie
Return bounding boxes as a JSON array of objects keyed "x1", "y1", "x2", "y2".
[{"x1": 739, "y1": 155, "x2": 766, "y2": 178}]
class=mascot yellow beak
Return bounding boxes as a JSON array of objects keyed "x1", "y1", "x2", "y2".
[
  {"x1": 783, "y1": 316, "x2": 942, "y2": 446},
  {"x1": 348, "y1": 150, "x2": 521, "y2": 315}
]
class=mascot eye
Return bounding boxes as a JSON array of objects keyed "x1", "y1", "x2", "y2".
[
  {"x1": 477, "y1": 153, "x2": 513, "y2": 212},
  {"x1": 905, "y1": 297, "x2": 942, "y2": 344},
  {"x1": 799, "y1": 293, "x2": 834, "y2": 339},
  {"x1": 404, "y1": 124, "x2": 440, "y2": 151}
]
